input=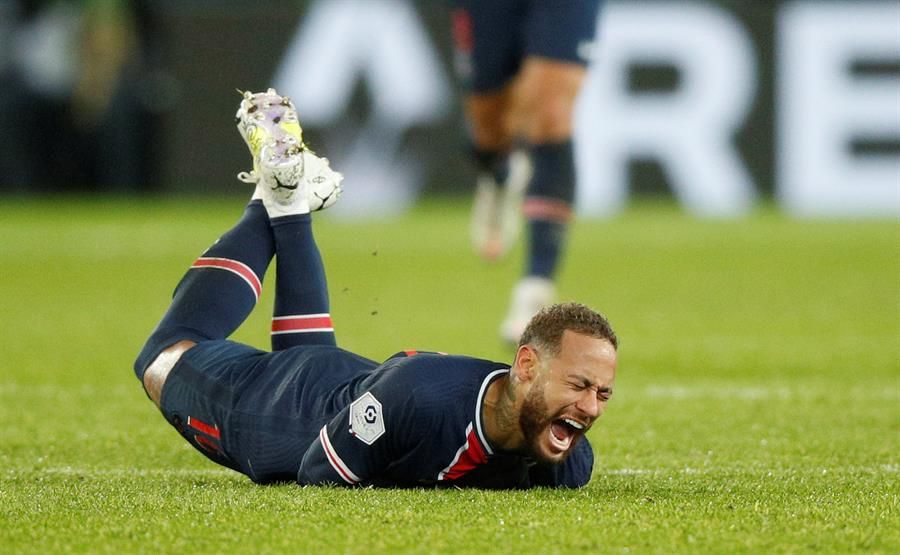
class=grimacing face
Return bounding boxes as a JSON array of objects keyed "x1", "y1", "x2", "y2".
[{"x1": 519, "y1": 330, "x2": 617, "y2": 464}]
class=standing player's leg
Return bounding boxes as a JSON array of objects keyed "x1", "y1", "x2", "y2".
[
  {"x1": 450, "y1": 0, "x2": 528, "y2": 261},
  {"x1": 499, "y1": 59, "x2": 585, "y2": 343},
  {"x1": 499, "y1": 0, "x2": 602, "y2": 343},
  {"x1": 463, "y1": 90, "x2": 533, "y2": 262}
]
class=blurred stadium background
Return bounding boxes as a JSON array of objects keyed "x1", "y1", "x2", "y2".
[{"x1": 1, "y1": 0, "x2": 897, "y2": 218}]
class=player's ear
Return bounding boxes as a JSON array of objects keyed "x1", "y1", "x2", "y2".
[{"x1": 513, "y1": 344, "x2": 539, "y2": 383}]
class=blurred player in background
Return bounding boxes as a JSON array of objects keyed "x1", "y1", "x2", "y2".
[
  {"x1": 134, "y1": 89, "x2": 618, "y2": 489},
  {"x1": 0, "y1": 0, "x2": 165, "y2": 192},
  {"x1": 449, "y1": 0, "x2": 603, "y2": 343}
]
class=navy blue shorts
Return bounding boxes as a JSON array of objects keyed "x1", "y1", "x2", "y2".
[
  {"x1": 451, "y1": 0, "x2": 603, "y2": 93},
  {"x1": 159, "y1": 340, "x2": 378, "y2": 483}
]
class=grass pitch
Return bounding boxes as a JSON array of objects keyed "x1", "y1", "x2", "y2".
[{"x1": 0, "y1": 196, "x2": 897, "y2": 554}]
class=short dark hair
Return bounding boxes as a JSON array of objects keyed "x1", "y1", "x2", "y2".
[{"x1": 518, "y1": 302, "x2": 618, "y2": 356}]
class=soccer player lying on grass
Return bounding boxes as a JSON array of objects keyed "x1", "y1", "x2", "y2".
[{"x1": 134, "y1": 89, "x2": 618, "y2": 489}]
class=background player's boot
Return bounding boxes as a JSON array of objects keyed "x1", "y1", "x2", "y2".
[
  {"x1": 500, "y1": 276, "x2": 556, "y2": 344},
  {"x1": 470, "y1": 174, "x2": 503, "y2": 260},
  {"x1": 470, "y1": 150, "x2": 531, "y2": 261},
  {"x1": 235, "y1": 88, "x2": 342, "y2": 212}
]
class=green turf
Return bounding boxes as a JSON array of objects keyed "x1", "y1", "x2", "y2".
[{"x1": 0, "y1": 196, "x2": 897, "y2": 554}]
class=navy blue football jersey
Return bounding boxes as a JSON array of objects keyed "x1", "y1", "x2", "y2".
[
  {"x1": 296, "y1": 351, "x2": 594, "y2": 488},
  {"x1": 159, "y1": 342, "x2": 593, "y2": 489}
]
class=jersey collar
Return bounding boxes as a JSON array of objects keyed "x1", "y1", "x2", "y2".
[{"x1": 475, "y1": 368, "x2": 509, "y2": 456}]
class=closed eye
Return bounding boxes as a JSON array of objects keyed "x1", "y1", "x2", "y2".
[
  {"x1": 568, "y1": 381, "x2": 588, "y2": 391},
  {"x1": 568, "y1": 380, "x2": 613, "y2": 402}
]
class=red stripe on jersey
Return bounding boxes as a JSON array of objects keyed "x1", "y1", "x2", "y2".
[
  {"x1": 187, "y1": 416, "x2": 220, "y2": 439},
  {"x1": 523, "y1": 197, "x2": 573, "y2": 223},
  {"x1": 319, "y1": 426, "x2": 360, "y2": 485},
  {"x1": 194, "y1": 434, "x2": 222, "y2": 455},
  {"x1": 404, "y1": 350, "x2": 418, "y2": 357},
  {"x1": 271, "y1": 314, "x2": 334, "y2": 333},
  {"x1": 192, "y1": 257, "x2": 262, "y2": 301},
  {"x1": 439, "y1": 425, "x2": 489, "y2": 481}
]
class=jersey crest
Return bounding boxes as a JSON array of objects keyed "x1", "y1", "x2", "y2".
[{"x1": 349, "y1": 391, "x2": 385, "y2": 445}]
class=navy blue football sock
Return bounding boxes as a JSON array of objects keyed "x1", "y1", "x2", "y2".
[
  {"x1": 526, "y1": 219, "x2": 568, "y2": 278},
  {"x1": 134, "y1": 201, "x2": 274, "y2": 378},
  {"x1": 472, "y1": 146, "x2": 510, "y2": 185},
  {"x1": 270, "y1": 213, "x2": 336, "y2": 350},
  {"x1": 522, "y1": 141, "x2": 575, "y2": 279}
]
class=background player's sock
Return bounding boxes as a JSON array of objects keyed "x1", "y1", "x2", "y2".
[
  {"x1": 526, "y1": 219, "x2": 568, "y2": 278},
  {"x1": 270, "y1": 213, "x2": 336, "y2": 350},
  {"x1": 134, "y1": 201, "x2": 274, "y2": 378},
  {"x1": 473, "y1": 146, "x2": 510, "y2": 185},
  {"x1": 522, "y1": 140, "x2": 576, "y2": 279}
]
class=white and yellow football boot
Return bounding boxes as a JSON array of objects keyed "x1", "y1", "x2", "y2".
[{"x1": 235, "y1": 88, "x2": 342, "y2": 215}]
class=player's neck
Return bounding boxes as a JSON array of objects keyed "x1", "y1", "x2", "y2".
[{"x1": 481, "y1": 374, "x2": 525, "y2": 452}]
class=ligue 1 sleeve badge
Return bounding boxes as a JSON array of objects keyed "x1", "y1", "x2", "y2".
[{"x1": 349, "y1": 392, "x2": 385, "y2": 445}]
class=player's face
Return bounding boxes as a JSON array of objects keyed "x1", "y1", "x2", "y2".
[{"x1": 519, "y1": 331, "x2": 617, "y2": 464}]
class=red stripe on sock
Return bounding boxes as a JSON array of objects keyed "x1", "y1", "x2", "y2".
[
  {"x1": 523, "y1": 197, "x2": 573, "y2": 223},
  {"x1": 192, "y1": 257, "x2": 262, "y2": 301},
  {"x1": 271, "y1": 314, "x2": 334, "y2": 333}
]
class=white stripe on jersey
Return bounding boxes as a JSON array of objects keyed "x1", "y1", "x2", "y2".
[
  {"x1": 474, "y1": 369, "x2": 507, "y2": 456},
  {"x1": 319, "y1": 426, "x2": 360, "y2": 484}
]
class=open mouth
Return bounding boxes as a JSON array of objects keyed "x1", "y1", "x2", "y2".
[{"x1": 548, "y1": 418, "x2": 585, "y2": 453}]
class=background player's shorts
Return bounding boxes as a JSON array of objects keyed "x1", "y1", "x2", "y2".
[
  {"x1": 159, "y1": 340, "x2": 378, "y2": 483},
  {"x1": 451, "y1": 0, "x2": 603, "y2": 93}
]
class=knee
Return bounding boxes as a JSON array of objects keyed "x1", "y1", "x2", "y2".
[
  {"x1": 512, "y1": 61, "x2": 586, "y2": 143},
  {"x1": 469, "y1": 118, "x2": 510, "y2": 149},
  {"x1": 465, "y1": 90, "x2": 515, "y2": 150},
  {"x1": 519, "y1": 91, "x2": 578, "y2": 143},
  {"x1": 134, "y1": 323, "x2": 209, "y2": 383},
  {"x1": 142, "y1": 340, "x2": 196, "y2": 408}
]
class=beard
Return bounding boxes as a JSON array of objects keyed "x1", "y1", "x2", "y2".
[{"x1": 518, "y1": 380, "x2": 574, "y2": 463}]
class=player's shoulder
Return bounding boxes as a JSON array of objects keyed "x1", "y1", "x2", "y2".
[
  {"x1": 375, "y1": 350, "x2": 508, "y2": 405},
  {"x1": 385, "y1": 350, "x2": 507, "y2": 380}
]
